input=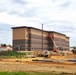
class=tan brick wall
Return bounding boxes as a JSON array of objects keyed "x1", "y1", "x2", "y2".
[
  {"x1": 13, "y1": 28, "x2": 25, "y2": 40},
  {"x1": 24, "y1": 28, "x2": 29, "y2": 39},
  {"x1": 30, "y1": 29, "x2": 48, "y2": 37}
]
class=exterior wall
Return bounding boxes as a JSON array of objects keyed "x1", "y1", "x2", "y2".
[
  {"x1": 48, "y1": 32, "x2": 69, "y2": 51},
  {"x1": 13, "y1": 28, "x2": 26, "y2": 51},
  {"x1": 12, "y1": 27, "x2": 69, "y2": 51},
  {"x1": 66, "y1": 37, "x2": 69, "y2": 50},
  {"x1": 13, "y1": 28, "x2": 25, "y2": 40},
  {"x1": 29, "y1": 28, "x2": 49, "y2": 51}
]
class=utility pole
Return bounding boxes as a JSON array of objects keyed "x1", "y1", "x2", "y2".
[{"x1": 42, "y1": 24, "x2": 43, "y2": 51}]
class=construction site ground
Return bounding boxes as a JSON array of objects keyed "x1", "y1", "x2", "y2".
[{"x1": 0, "y1": 56, "x2": 76, "y2": 74}]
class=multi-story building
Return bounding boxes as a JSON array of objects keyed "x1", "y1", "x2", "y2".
[{"x1": 12, "y1": 26, "x2": 69, "y2": 51}]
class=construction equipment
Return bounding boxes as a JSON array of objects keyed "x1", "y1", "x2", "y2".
[
  {"x1": 49, "y1": 34, "x2": 58, "y2": 52},
  {"x1": 29, "y1": 34, "x2": 59, "y2": 58},
  {"x1": 33, "y1": 50, "x2": 51, "y2": 58}
]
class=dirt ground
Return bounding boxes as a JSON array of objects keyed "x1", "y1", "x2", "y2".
[{"x1": 0, "y1": 60, "x2": 76, "y2": 74}]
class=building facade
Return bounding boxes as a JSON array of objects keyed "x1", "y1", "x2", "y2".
[{"x1": 12, "y1": 26, "x2": 69, "y2": 51}]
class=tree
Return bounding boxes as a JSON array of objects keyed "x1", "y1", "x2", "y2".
[
  {"x1": 7, "y1": 44, "x2": 12, "y2": 47},
  {"x1": 72, "y1": 46, "x2": 76, "y2": 50},
  {"x1": 0, "y1": 43, "x2": 6, "y2": 47}
]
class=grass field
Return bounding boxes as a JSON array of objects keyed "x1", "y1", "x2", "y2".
[
  {"x1": 0, "y1": 72, "x2": 55, "y2": 75},
  {"x1": 0, "y1": 71, "x2": 74, "y2": 75},
  {"x1": 0, "y1": 51, "x2": 31, "y2": 58}
]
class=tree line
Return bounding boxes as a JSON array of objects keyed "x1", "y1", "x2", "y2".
[{"x1": 0, "y1": 43, "x2": 12, "y2": 47}]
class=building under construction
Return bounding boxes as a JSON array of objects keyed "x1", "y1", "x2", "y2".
[{"x1": 12, "y1": 26, "x2": 69, "y2": 51}]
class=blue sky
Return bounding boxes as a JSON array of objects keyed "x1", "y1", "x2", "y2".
[{"x1": 0, "y1": 0, "x2": 76, "y2": 46}]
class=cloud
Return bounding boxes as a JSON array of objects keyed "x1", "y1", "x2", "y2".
[
  {"x1": 51, "y1": 0, "x2": 70, "y2": 7},
  {"x1": 43, "y1": 21, "x2": 75, "y2": 32},
  {"x1": 0, "y1": 0, "x2": 76, "y2": 46},
  {"x1": 11, "y1": 0, "x2": 27, "y2": 5},
  {"x1": 0, "y1": 12, "x2": 39, "y2": 27},
  {"x1": 0, "y1": 0, "x2": 38, "y2": 18},
  {"x1": 59, "y1": 1, "x2": 71, "y2": 10},
  {"x1": 60, "y1": 1, "x2": 71, "y2": 7},
  {"x1": 0, "y1": 0, "x2": 28, "y2": 15}
]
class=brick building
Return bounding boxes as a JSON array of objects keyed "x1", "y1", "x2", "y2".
[{"x1": 12, "y1": 26, "x2": 69, "y2": 51}]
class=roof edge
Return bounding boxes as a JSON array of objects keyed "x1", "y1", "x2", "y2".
[{"x1": 11, "y1": 26, "x2": 68, "y2": 37}]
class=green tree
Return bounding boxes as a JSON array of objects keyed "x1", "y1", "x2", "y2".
[{"x1": 1, "y1": 43, "x2": 7, "y2": 47}]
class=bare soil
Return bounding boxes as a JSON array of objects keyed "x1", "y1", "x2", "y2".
[{"x1": 0, "y1": 60, "x2": 76, "y2": 74}]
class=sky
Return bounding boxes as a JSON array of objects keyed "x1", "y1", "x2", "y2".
[{"x1": 0, "y1": 0, "x2": 76, "y2": 46}]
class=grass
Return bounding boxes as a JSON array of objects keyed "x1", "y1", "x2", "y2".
[
  {"x1": 0, "y1": 51, "x2": 31, "y2": 58},
  {"x1": 0, "y1": 71, "x2": 75, "y2": 75},
  {"x1": 0, "y1": 71, "x2": 68, "y2": 75}
]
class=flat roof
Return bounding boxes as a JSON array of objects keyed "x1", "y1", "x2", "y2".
[
  {"x1": 12, "y1": 26, "x2": 68, "y2": 36},
  {"x1": 12, "y1": 26, "x2": 48, "y2": 33},
  {"x1": 12, "y1": 26, "x2": 56, "y2": 33}
]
